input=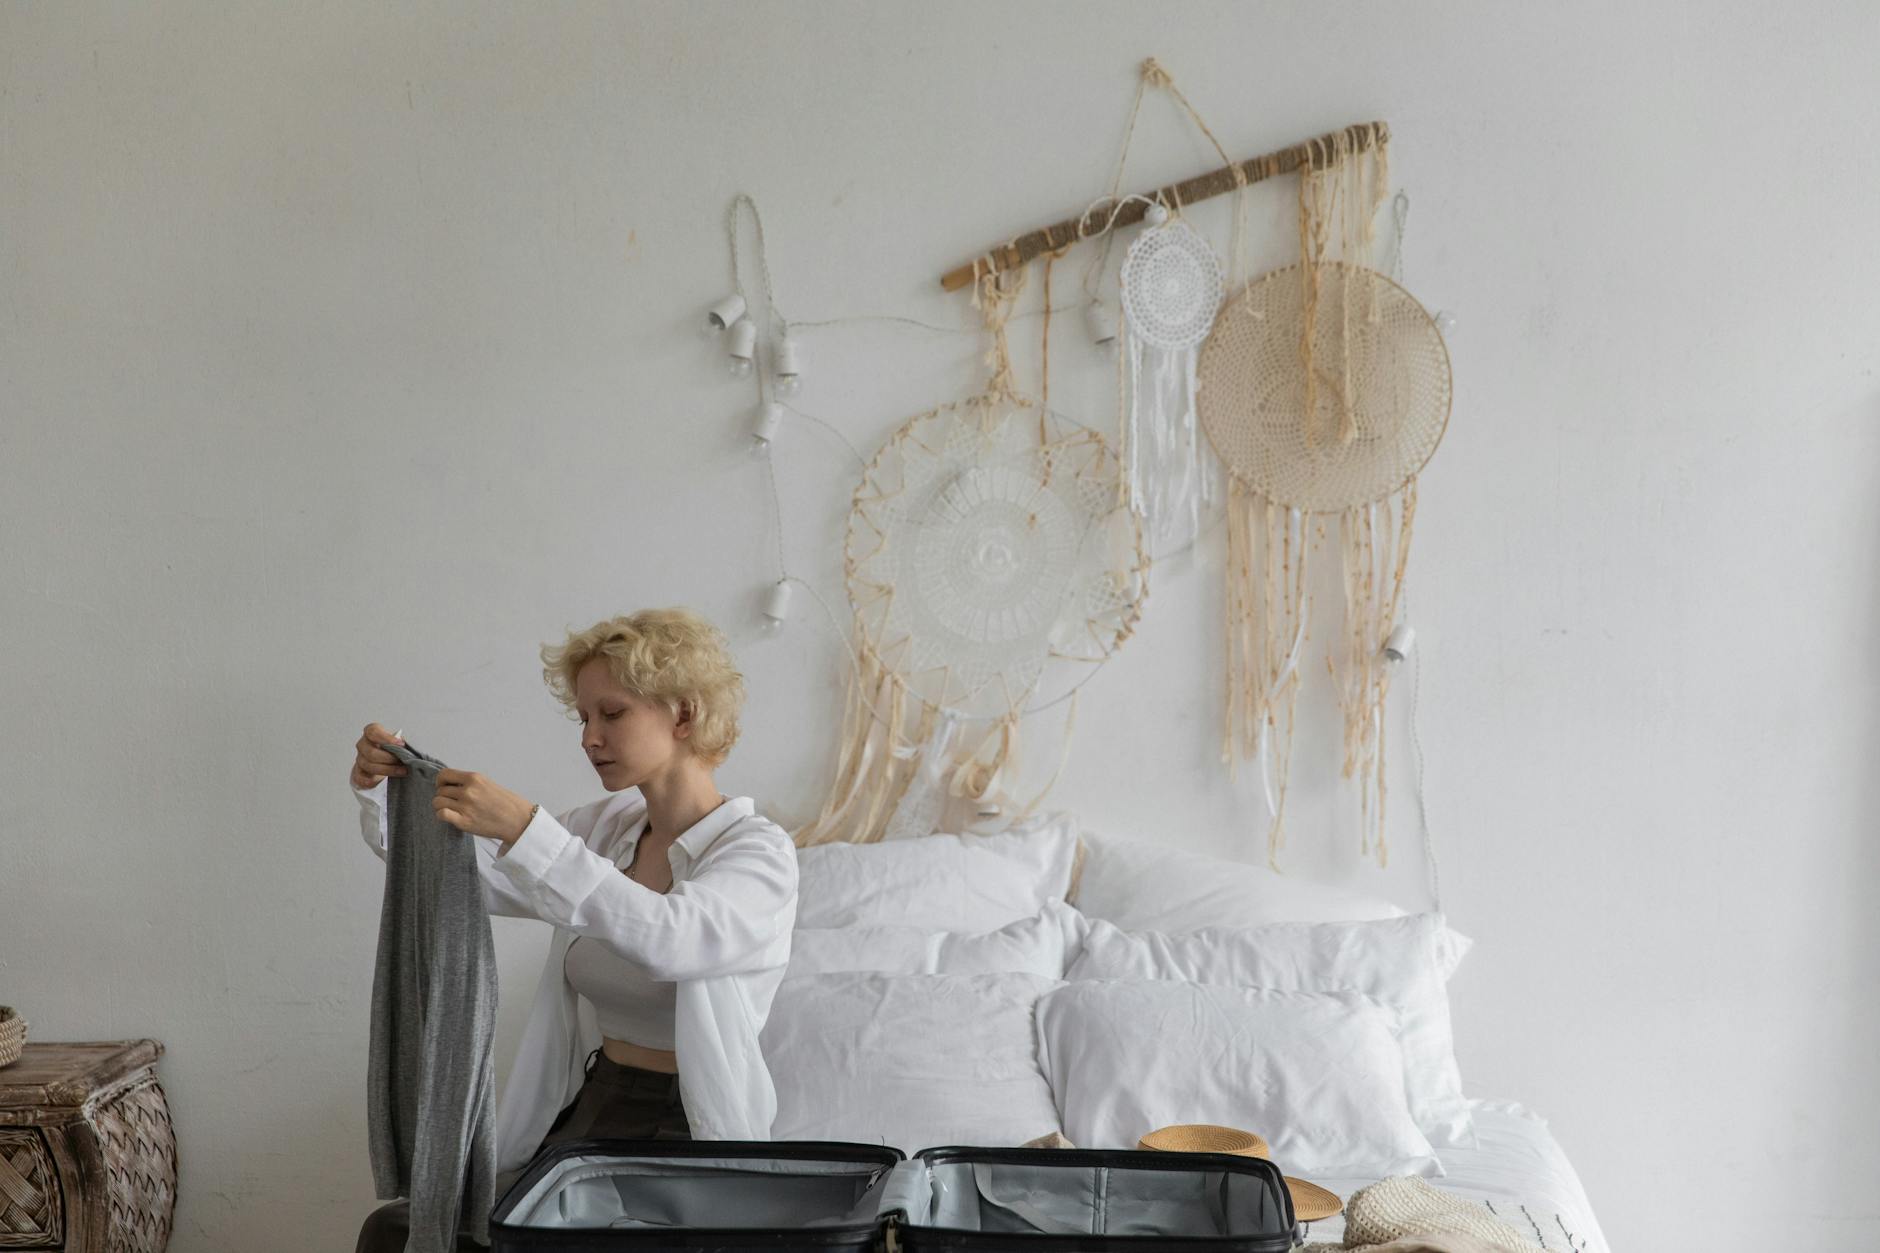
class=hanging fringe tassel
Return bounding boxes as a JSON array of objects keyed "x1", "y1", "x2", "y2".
[
  {"x1": 1329, "y1": 478, "x2": 1417, "y2": 866},
  {"x1": 1223, "y1": 484, "x2": 1312, "y2": 868},
  {"x1": 881, "y1": 709, "x2": 963, "y2": 842},
  {"x1": 1123, "y1": 333, "x2": 1210, "y2": 555}
]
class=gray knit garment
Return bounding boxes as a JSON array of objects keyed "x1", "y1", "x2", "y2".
[{"x1": 367, "y1": 739, "x2": 500, "y2": 1251}]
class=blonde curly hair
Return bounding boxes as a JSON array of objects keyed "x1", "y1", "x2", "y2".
[{"x1": 540, "y1": 608, "x2": 745, "y2": 766}]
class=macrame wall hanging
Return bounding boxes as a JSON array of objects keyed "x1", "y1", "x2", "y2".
[
  {"x1": 1118, "y1": 208, "x2": 1223, "y2": 552},
  {"x1": 720, "y1": 75, "x2": 1447, "y2": 868},
  {"x1": 1085, "y1": 59, "x2": 1244, "y2": 556},
  {"x1": 1197, "y1": 123, "x2": 1453, "y2": 869},
  {"x1": 794, "y1": 265, "x2": 1148, "y2": 847}
]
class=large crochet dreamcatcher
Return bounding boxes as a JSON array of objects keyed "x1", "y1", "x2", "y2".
[
  {"x1": 1198, "y1": 123, "x2": 1452, "y2": 868},
  {"x1": 795, "y1": 268, "x2": 1148, "y2": 847}
]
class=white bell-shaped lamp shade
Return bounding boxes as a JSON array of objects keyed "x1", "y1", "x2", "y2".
[
  {"x1": 761, "y1": 578, "x2": 793, "y2": 626},
  {"x1": 750, "y1": 401, "x2": 783, "y2": 448},
  {"x1": 1383, "y1": 623, "x2": 1416, "y2": 663},
  {"x1": 772, "y1": 335, "x2": 802, "y2": 396},
  {"x1": 726, "y1": 316, "x2": 757, "y2": 379},
  {"x1": 702, "y1": 293, "x2": 746, "y2": 335}
]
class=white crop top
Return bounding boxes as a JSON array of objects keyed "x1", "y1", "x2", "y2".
[
  {"x1": 562, "y1": 935, "x2": 678, "y2": 1051},
  {"x1": 558, "y1": 824, "x2": 678, "y2": 1051}
]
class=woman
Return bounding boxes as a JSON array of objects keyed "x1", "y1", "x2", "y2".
[{"x1": 349, "y1": 608, "x2": 798, "y2": 1251}]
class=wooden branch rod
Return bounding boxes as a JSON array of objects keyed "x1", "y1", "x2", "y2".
[{"x1": 939, "y1": 120, "x2": 1390, "y2": 292}]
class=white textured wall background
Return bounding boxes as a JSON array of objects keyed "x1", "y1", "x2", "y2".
[{"x1": 4, "y1": 3, "x2": 1877, "y2": 1249}]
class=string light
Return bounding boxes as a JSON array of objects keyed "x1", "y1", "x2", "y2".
[
  {"x1": 772, "y1": 335, "x2": 802, "y2": 396},
  {"x1": 726, "y1": 316, "x2": 757, "y2": 379},
  {"x1": 761, "y1": 578, "x2": 794, "y2": 632},
  {"x1": 1382, "y1": 622, "x2": 1416, "y2": 663},
  {"x1": 702, "y1": 293, "x2": 746, "y2": 336},
  {"x1": 1390, "y1": 191, "x2": 1458, "y2": 339},
  {"x1": 750, "y1": 401, "x2": 783, "y2": 451},
  {"x1": 715, "y1": 188, "x2": 1180, "y2": 669}
]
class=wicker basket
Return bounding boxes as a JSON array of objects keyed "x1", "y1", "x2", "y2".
[{"x1": 0, "y1": 1006, "x2": 24, "y2": 1067}]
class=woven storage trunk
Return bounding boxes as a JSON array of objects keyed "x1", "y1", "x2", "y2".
[{"x1": 0, "y1": 1039, "x2": 176, "y2": 1251}]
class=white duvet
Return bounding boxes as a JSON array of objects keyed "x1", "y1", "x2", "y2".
[{"x1": 1300, "y1": 1099, "x2": 1610, "y2": 1253}]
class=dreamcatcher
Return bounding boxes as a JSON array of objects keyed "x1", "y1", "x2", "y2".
[
  {"x1": 1119, "y1": 206, "x2": 1224, "y2": 552},
  {"x1": 1087, "y1": 58, "x2": 1244, "y2": 556},
  {"x1": 1198, "y1": 123, "x2": 1452, "y2": 868},
  {"x1": 795, "y1": 267, "x2": 1148, "y2": 847}
]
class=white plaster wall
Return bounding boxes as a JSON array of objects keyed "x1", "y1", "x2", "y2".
[{"x1": 4, "y1": 3, "x2": 1877, "y2": 1249}]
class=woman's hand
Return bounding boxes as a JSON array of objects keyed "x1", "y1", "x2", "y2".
[
  {"x1": 434, "y1": 768, "x2": 537, "y2": 848},
  {"x1": 351, "y1": 723, "x2": 407, "y2": 789}
]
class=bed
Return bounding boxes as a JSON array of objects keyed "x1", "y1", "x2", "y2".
[
  {"x1": 1305, "y1": 1100, "x2": 1609, "y2": 1252},
  {"x1": 762, "y1": 816, "x2": 1611, "y2": 1253}
]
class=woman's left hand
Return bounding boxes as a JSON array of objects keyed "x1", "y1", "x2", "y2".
[{"x1": 434, "y1": 768, "x2": 536, "y2": 846}]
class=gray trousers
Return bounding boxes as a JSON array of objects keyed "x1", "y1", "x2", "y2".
[
  {"x1": 366, "y1": 740, "x2": 500, "y2": 1252},
  {"x1": 356, "y1": 1051, "x2": 690, "y2": 1252}
]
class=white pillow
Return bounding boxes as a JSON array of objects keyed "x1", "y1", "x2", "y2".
[
  {"x1": 1066, "y1": 912, "x2": 1473, "y2": 1150},
  {"x1": 1035, "y1": 980, "x2": 1440, "y2": 1178},
  {"x1": 761, "y1": 972, "x2": 1062, "y2": 1152},
  {"x1": 1071, "y1": 829, "x2": 1407, "y2": 930},
  {"x1": 786, "y1": 901, "x2": 1089, "y2": 980},
  {"x1": 794, "y1": 826, "x2": 1079, "y2": 932}
]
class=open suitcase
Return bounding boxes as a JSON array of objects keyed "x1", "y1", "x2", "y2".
[{"x1": 488, "y1": 1138, "x2": 1298, "y2": 1253}]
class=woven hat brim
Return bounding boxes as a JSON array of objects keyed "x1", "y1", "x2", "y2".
[
  {"x1": 1282, "y1": 1176, "x2": 1344, "y2": 1222},
  {"x1": 1136, "y1": 1125, "x2": 1344, "y2": 1223}
]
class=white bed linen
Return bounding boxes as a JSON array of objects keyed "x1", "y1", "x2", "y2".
[
  {"x1": 794, "y1": 826, "x2": 1078, "y2": 931},
  {"x1": 1297, "y1": 1099, "x2": 1610, "y2": 1253},
  {"x1": 1067, "y1": 914, "x2": 1473, "y2": 1150},
  {"x1": 1072, "y1": 829, "x2": 1408, "y2": 929},
  {"x1": 760, "y1": 971, "x2": 1064, "y2": 1153},
  {"x1": 1037, "y1": 979, "x2": 1440, "y2": 1179},
  {"x1": 786, "y1": 901, "x2": 1088, "y2": 979}
]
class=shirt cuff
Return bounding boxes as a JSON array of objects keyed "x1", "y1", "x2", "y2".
[{"x1": 492, "y1": 804, "x2": 571, "y2": 881}]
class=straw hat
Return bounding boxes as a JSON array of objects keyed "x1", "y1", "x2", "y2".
[{"x1": 1137, "y1": 1124, "x2": 1344, "y2": 1223}]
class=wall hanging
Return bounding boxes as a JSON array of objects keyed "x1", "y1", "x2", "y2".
[
  {"x1": 746, "y1": 61, "x2": 1446, "y2": 864},
  {"x1": 1118, "y1": 205, "x2": 1223, "y2": 554},
  {"x1": 1091, "y1": 59, "x2": 1241, "y2": 556},
  {"x1": 1197, "y1": 125, "x2": 1452, "y2": 868},
  {"x1": 794, "y1": 268, "x2": 1148, "y2": 846},
  {"x1": 939, "y1": 78, "x2": 1448, "y2": 870}
]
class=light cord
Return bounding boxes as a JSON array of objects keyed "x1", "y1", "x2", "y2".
[{"x1": 1409, "y1": 635, "x2": 1442, "y2": 914}]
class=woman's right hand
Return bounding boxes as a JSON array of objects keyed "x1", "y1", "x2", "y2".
[{"x1": 351, "y1": 723, "x2": 409, "y2": 790}]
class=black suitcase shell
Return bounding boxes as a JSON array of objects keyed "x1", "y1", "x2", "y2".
[
  {"x1": 489, "y1": 1140, "x2": 1297, "y2": 1253},
  {"x1": 489, "y1": 1139, "x2": 905, "y2": 1253}
]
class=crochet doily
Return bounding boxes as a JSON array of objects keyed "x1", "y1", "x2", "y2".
[
  {"x1": 1120, "y1": 219, "x2": 1224, "y2": 351},
  {"x1": 845, "y1": 391, "x2": 1146, "y2": 719},
  {"x1": 1198, "y1": 261, "x2": 1451, "y2": 512}
]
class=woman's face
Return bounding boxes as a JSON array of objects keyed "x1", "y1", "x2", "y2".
[{"x1": 574, "y1": 658, "x2": 686, "y2": 790}]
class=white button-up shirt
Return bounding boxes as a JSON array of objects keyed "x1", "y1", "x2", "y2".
[{"x1": 353, "y1": 778, "x2": 798, "y2": 1174}]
